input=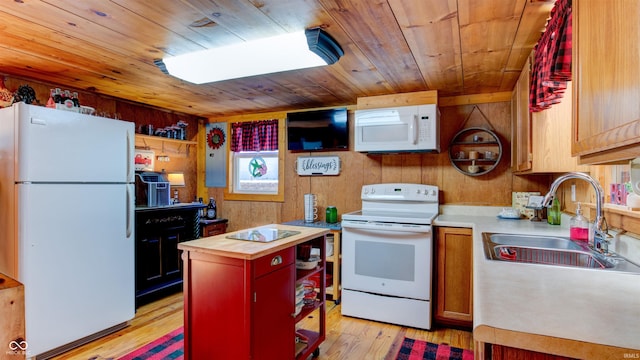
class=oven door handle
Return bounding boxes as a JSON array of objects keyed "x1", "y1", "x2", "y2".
[{"x1": 341, "y1": 220, "x2": 431, "y2": 233}]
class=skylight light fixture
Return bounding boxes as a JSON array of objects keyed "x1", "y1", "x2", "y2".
[{"x1": 155, "y1": 28, "x2": 343, "y2": 84}]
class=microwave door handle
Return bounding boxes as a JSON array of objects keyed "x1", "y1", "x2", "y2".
[{"x1": 410, "y1": 115, "x2": 418, "y2": 144}]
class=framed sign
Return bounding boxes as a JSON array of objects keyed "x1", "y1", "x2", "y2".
[
  {"x1": 134, "y1": 149, "x2": 155, "y2": 171},
  {"x1": 296, "y1": 156, "x2": 340, "y2": 176}
]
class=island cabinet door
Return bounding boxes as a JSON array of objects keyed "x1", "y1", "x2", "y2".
[
  {"x1": 252, "y1": 257, "x2": 295, "y2": 359},
  {"x1": 183, "y1": 252, "x2": 251, "y2": 359}
]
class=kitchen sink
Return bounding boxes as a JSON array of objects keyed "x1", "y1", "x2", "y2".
[
  {"x1": 482, "y1": 232, "x2": 640, "y2": 273},
  {"x1": 488, "y1": 233, "x2": 583, "y2": 250}
]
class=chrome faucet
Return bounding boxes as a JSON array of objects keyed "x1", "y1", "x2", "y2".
[{"x1": 541, "y1": 172, "x2": 612, "y2": 254}]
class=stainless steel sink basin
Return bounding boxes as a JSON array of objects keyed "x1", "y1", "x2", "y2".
[
  {"x1": 482, "y1": 232, "x2": 640, "y2": 273},
  {"x1": 488, "y1": 233, "x2": 583, "y2": 250}
]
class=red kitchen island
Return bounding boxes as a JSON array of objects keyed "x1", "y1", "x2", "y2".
[{"x1": 177, "y1": 224, "x2": 328, "y2": 360}]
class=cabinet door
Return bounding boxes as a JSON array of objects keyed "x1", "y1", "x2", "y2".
[
  {"x1": 162, "y1": 232, "x2": 181, "y2": 277},
  {"x1": 573, "y1": 0, "x2": 640, "y2": 164},
  {"x1": 435, "y1": 227, "x2": 473, "y2": 326},
  {"x1": 253, "y1": 264, "x2": 295, "y2": 360},
  {"x1": 492, "y1": 344, "x2": 575, "y2": 360},
  {"x1": 185, "y1": 254, "x2": 249, "y2": 360},
  {"x1": 202, "y1": 222, "x2": 227, "y2": 237},
  {"x1": 530, "y1": 86, "x2": 589, "y2": 173},
  {"x1": 513, "y1": 55, "x2": 532, "y2": 172},
  {"x1": 0, "y1": 274, "x2": 25, "y2": 358},
  {"x1": 510, "y1": 86, "x2": 518, "y2": 170},
  {"x1": 136, "y1": 234, "x2": 162, "y2": 288}
]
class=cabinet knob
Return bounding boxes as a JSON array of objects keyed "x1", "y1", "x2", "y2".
[{"x1": 271, "y1": 255, "x2": 283, "y2": 266}]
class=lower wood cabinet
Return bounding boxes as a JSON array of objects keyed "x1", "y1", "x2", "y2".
[
  {"x1": 135, "y1": 205, "x2": 201, "y2": 307},
  {"x1": 200, "y1": 218, "x2": 228, "y2": 237},
  {"x1": 491, "y1": 344, "x2": 576, "y2": 360},
  {"x1": 435, "y1": 227, "x2": 473, "y2": 327},
  {"x1": 0, "y1": 273, "x2": 25, "y2": 360}
]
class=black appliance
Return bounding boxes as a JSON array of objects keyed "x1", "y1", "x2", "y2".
[{"x1": 287, "y1": 107, "x2": 348, "y2": 151}]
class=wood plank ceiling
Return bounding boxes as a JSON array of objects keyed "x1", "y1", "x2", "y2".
[{"x1": 0, "y1": 0, "x2": 554, "y2": 117}]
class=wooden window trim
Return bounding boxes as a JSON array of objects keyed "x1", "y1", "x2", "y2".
[{"x1": 223, "y1": 117, "x2": 285, "y2": 202}]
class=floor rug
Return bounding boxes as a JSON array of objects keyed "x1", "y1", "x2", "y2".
[
  {"x1": 118, "y1": 327, "x2": 184, "y2": 360},
  {"x1": 118, "y1": 329, "x2": 472, "y2": 360},
  {"x1": 394, "y1": 337, "x2": 474, "y2": 360}
]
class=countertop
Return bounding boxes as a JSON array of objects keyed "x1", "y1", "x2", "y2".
[
  {"x1": 135, "y1": 202, "x2": 204, "y2": 212},
  {"x1": 200, "y1": 218, "x2": 228, "y2": 225},
  {"x1": 434, "y1": 209, "x2": 640, "y2": 353},
  {"x1": 0, "y1": 272, "x2": 22, "y2": 290},
  {"x1": 177, "y1": 224, "x2": 329, "y2": 260},
  {"x1": 283, "y1": 219, "x2": 341, "y2": 231}
]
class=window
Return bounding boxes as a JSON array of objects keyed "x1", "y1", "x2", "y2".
[
  {"x1": 232, "y1": 151, "x2": 279, "y2": 194},
  {"x1": 224, "y1": 118, "x2": 284, "y2": 202}
]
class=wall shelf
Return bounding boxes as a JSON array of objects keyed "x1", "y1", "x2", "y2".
[
  {"x1": 135, "y1": 134, "x2": 197, "y2": 158},
  {"x1": 449, "y1": 127, "x2": 503, "y2": 176}
]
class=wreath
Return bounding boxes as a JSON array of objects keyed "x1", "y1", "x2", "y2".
[{"x1": 207, "y1": 127, "x2": 225, "y2": 150}]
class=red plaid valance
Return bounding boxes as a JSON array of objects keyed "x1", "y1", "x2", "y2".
[
  {"x1": 530, "y1": 0, "x2": 572, "y2": 112},
  {"x1": 230, "y1": 119, "x2": 279, "y2": 152}
]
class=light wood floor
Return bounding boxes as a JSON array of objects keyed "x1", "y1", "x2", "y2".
[{"x1": 51, "y1": 293, "x2": 473, "y2": 360}]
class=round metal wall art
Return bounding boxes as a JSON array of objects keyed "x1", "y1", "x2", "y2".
[{"x1": 448, "y1": 127, "x2": 503, "y2": 176}]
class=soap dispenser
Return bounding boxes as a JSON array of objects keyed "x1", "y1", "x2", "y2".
[
  {"x1": 570, "y1": 202, "x2": 589, "y2": 241},
  {"x1": 547, "y1": 197, "x2": 561, "y2": 225}
]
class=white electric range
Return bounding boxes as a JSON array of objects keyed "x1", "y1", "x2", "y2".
[{"x1": 341, "y1": 183, "x2": 439, "y2": 330}]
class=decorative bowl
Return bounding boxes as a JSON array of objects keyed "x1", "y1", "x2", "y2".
[{"x1": 296, "y1": 256, "x2": 320, "y2": 270}]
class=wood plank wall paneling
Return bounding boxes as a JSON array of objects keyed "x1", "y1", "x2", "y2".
[
  {"x1": 7, "y1": 73, "x2": 628, "y2": 234},
  {"x1": 2, "y1": 74, "x2": 555, "y2": 232},
  {"x1": 205, "y1": 102, "x2": 552, "y2": 232},
  {"x1": 3, "y1": 75, "x2": 203, "y2": 204}
]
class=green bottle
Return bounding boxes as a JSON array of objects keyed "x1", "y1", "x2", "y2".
[{"x1": 547, "y1": 198, "x2": 561, "y2": 225}]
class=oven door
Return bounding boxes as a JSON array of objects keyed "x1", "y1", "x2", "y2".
[{"x1": 342, "y1": 220, "x2": 432, "y2": 300}]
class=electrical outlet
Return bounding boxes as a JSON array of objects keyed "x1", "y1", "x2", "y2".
[{"x1": 571, "y1": 184, "x2": 576, "y2": 202}]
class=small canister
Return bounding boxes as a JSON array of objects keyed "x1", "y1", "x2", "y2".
[{"x1": 326, "y1": 206, "x2": 338, "y2": 224}]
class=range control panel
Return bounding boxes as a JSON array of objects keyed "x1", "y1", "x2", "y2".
[{"x1": 361, "y1": 183, "x2": 439, "y2": 202}]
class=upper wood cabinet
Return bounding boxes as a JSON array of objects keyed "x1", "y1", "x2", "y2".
[
  {"x1": 528, "y1": 85, "x2": 589, "y2": 173},
  {"x1": 512, "y1": 54, "x2": 588, "y2": 174},
  {"x1": 511, "y1": 54, "x2": 532, "y2": 172},
  {"x1": 572, "y1": 0, "x2": 640, "y2": 164}
]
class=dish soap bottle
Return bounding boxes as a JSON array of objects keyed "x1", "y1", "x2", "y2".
[
  {"x1": 570, "y1": 202, "x2": 589, "y2": 241},
  {"x1": 547, "y1": 198, "x2": 561, "y2": 225}
]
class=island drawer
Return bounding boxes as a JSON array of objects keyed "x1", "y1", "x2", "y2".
[{"x1": 254, "y1": 248, "x2": 295, "y2": 277}]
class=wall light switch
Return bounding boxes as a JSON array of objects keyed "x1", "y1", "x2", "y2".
[{"x1": 571, "y1": 184, "x2": 576, "y2": 202}]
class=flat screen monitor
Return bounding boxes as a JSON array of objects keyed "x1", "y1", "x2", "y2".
[{"x1": 287, "y1": 108, "x2": 348, "y2": 151}]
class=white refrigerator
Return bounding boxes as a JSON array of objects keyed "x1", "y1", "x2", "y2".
[{"x1": 0, "y1": 103, "x2": 135, "y2": 358}]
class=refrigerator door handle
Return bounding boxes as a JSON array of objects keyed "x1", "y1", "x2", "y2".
[
  {"x1": 126, "y1": 185, "x2": 134, "y2": 238},
  {"x1": 126, "y1": 130, "x2": 133, "y2": 182}
]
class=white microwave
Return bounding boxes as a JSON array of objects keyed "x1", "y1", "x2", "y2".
[{"x1": 354, "y1": 104, "x2": 440, "y2": 153}]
